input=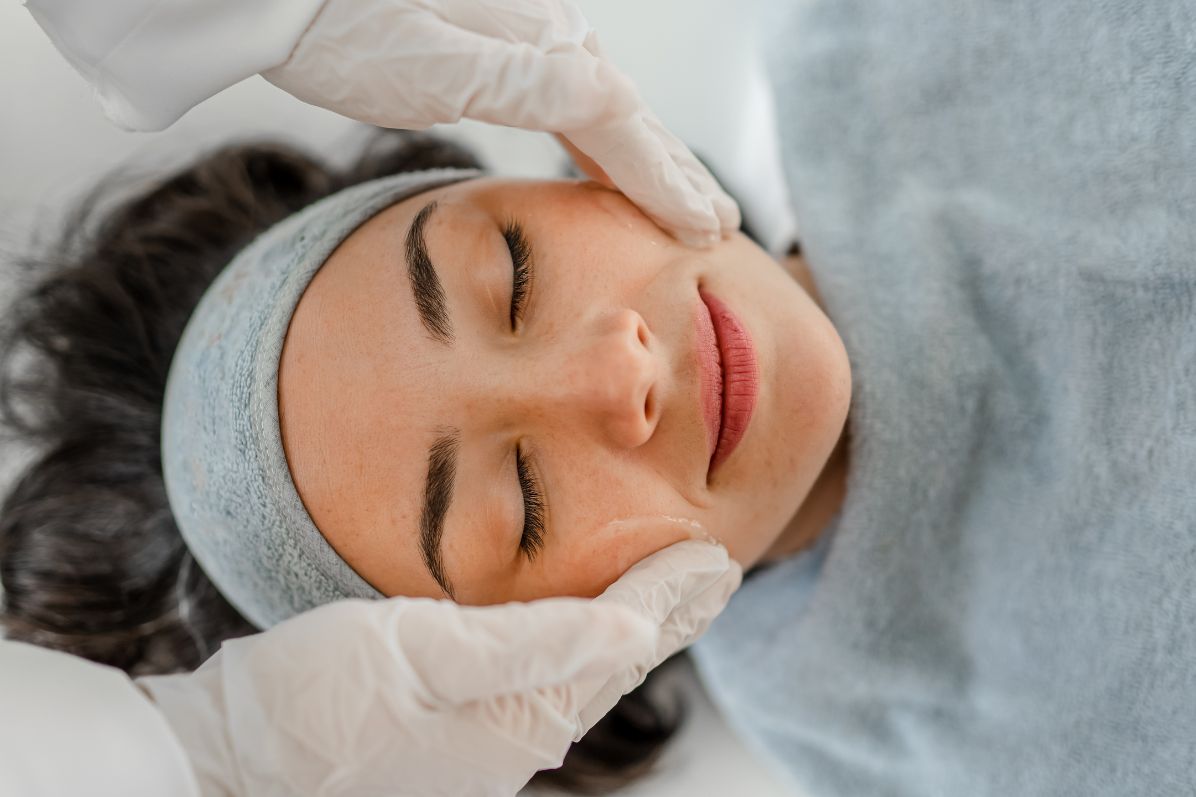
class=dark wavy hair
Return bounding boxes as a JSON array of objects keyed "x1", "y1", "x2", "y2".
[{"x1": 0, "y1": 129, "x2": 689, "y2": 794}]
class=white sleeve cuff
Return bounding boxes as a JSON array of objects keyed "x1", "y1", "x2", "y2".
[
  {"x1": 0, "y1": 640, "x2": 202, "y2": 797},
  {"x1": 25, "y1": 0, "x2": 328, "y2": 130}
]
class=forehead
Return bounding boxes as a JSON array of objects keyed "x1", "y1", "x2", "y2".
[
  {"x1": 276, "y1": 182, "x2": 459, "y2": 598},
  {"x1": 274, "y1": 177, "x2": 560, "y2": 598}
]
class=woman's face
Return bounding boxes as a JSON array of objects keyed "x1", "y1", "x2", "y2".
[{"x1": 278, "y1": 177, "x2": 850, "y2": 605}]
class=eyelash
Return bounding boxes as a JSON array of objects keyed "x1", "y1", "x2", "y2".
[
  {"x1": 503, "y1": 221, "x2": 533, "y2": 329},
  {"x1": 516, "y1": 445, "x2": 546, "y2": 561},
  {"x1": 504, "y1": 221, "x2": 544, "y2": 559}
]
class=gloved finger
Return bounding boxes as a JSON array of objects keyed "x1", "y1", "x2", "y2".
[
  {"x1": 576, "y1": 565, "x2": 740, "y2": 733},
  {"x1": 443, "y1": 30, "x2": 640, "y2": 131},
  {"x1": 642, "y1": 109, "x2": 743, "y2": 234},
  {"x1": 580, "y1": 23, "x2": 606, "y2": 59},
  {"x1": 646, "y1": 554, "x2": 742, "y2": 666},
  {"x1": 563, "y1": 116, "x2": 741, "y2": 243},
  {"x1": 448, "y1": 674, "x2": 632, "y2": 781},
  {"x1": 436, "y1": 0, "x2": 594, "y2": 51},
  {"x1": 554, "y1": 132, "x2": 614, "y2": 187},
  {"x1": 553, "y1": 30, "x2": 740, "y2": 244},
  {"x1": 460, "y1": 542, "x2": 740, "y2": 753},
  {"x1": 562, "y1": 118, "x2": 723, "y2": 247},
  {"x1": 622, "y1": 106, "x2": 742, "y2": 236},
  {"x1": 592, "y1": 539, "x2": 740, "y2": 628},
  {"x1": 576, "y1": 541, "x2": 742, "y2": 733},
  {"x1": 393, "y1": 597, "x2": 658, "y2": 707}
]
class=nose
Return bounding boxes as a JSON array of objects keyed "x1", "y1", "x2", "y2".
[{"x1": 540, "y1": 308, "x2": 661, "y2": 449}]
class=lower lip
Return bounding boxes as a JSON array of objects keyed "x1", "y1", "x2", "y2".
[{"x1": 698, "y1": 289, "x2": 759, "y2": 477}]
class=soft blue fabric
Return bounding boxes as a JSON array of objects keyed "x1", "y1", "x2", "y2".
[{"x1": 692, "y1": 1, "x2": 1196, "y2": 795}]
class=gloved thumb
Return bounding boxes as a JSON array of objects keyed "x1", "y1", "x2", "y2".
[
  {"x1": 555, "y1": 132, "x2": 614, "y2": 188},
  {"x1": 454, "y1": 36, "x2": 640, "y2": 131},
  {"x1": 395, "y1": 597, "x2": 659, "y2": 706},
  {"x1": 577, "y1": 540, "x2": 742, "y2": 732}
]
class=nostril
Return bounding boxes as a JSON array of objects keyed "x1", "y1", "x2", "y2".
[
  {"x1": 644, "y1": 386, "x2": 655, "y2": 424},
  {"x1": 635, "y1": 317, "x2": 650, "y2": 348}
]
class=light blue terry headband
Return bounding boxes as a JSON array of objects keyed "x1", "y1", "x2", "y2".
[{"x1": 161, "y1": 168, "x2": 480, "y2": 630}]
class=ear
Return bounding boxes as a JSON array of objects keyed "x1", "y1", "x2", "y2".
[{"x1": 553, "y1": 133, "x2": 615, "y2": 189}]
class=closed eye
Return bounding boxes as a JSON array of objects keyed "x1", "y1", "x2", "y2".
[
  {"x1": 516, "y1": 444, "x2": 546, "y2": 561},
  {"x1": 504, "y1": 221, "x2": 533, "y2": 329},
  {"x1": 503, "y1": 221, "x2": 544, "y2": 559}
]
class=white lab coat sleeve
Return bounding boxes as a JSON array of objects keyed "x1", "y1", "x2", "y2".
[
  {"x1": 0, "y1": 639, "x2": 202, "y2": 797},
  {"x1": 23, "y1": 0, "x2": 328, "y2": 131}
]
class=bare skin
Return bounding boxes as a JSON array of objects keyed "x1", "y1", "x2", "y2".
[
  {"x1": 278, "y1": 178, "x2": 852, "y2": 604},
  {"x1": 761, "y1": 251, "x2": 851, "y2": 563}
]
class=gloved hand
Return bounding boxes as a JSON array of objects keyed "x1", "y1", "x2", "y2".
[
  {"x1": 262, "y1": 0, "x2": 741, "y2": 247},
  {"x1": 136, "y1": 539, "x2": 742, "y2": 797}
]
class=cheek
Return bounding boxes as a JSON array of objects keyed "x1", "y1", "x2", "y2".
[
  {"x1": 523, "y1": 461, "x2": 699, "y2": 599},
  {"x1": 555, "y1": 516, "x2": 694, "y2": 597},
  {"x1": 535, "y1": 190, "x2": 673, "y2": 296}
]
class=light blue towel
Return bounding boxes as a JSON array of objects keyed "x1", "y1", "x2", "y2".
[{"x1": 692, "y1": 1, "x2": 1196, "y2": 795}]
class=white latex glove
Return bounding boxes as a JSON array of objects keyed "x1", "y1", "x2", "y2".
[
  {"x1": 262, "y1": 0, "x2": 741, "y2": 247},
  {"x1": 137, "y1": 539, "x2": 741, "y2": 797}
]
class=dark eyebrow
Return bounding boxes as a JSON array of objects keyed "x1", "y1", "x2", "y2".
[
  {"x1": 405, "y1": 201, "x2": 452, "y2": 343},
  {"x1": 419, "y1": 429, "x2": 459, "y2": 600}
]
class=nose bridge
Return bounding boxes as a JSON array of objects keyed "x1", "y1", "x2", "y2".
[{"x1": 538, "y1": 308, "x2": 659, "y2": 447}]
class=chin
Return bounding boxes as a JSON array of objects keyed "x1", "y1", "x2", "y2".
[
  {"x1": 731, "y1": 310, "x2": 852, "y2": 570},
  {"x1": 728, "y1": 523, "x2": 788, "y2": 570}
]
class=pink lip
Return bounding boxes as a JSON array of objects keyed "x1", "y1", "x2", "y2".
[
  {"x1": 695, "y1": 295, "x2": 723, "y2": 461},
  {"x1": 695, "y1": 289, "x2": 759, "y2": 477}
]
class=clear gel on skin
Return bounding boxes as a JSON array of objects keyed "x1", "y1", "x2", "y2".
[{"x1": 598, "y1": 514, "x2": 727, "y2": 549}]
